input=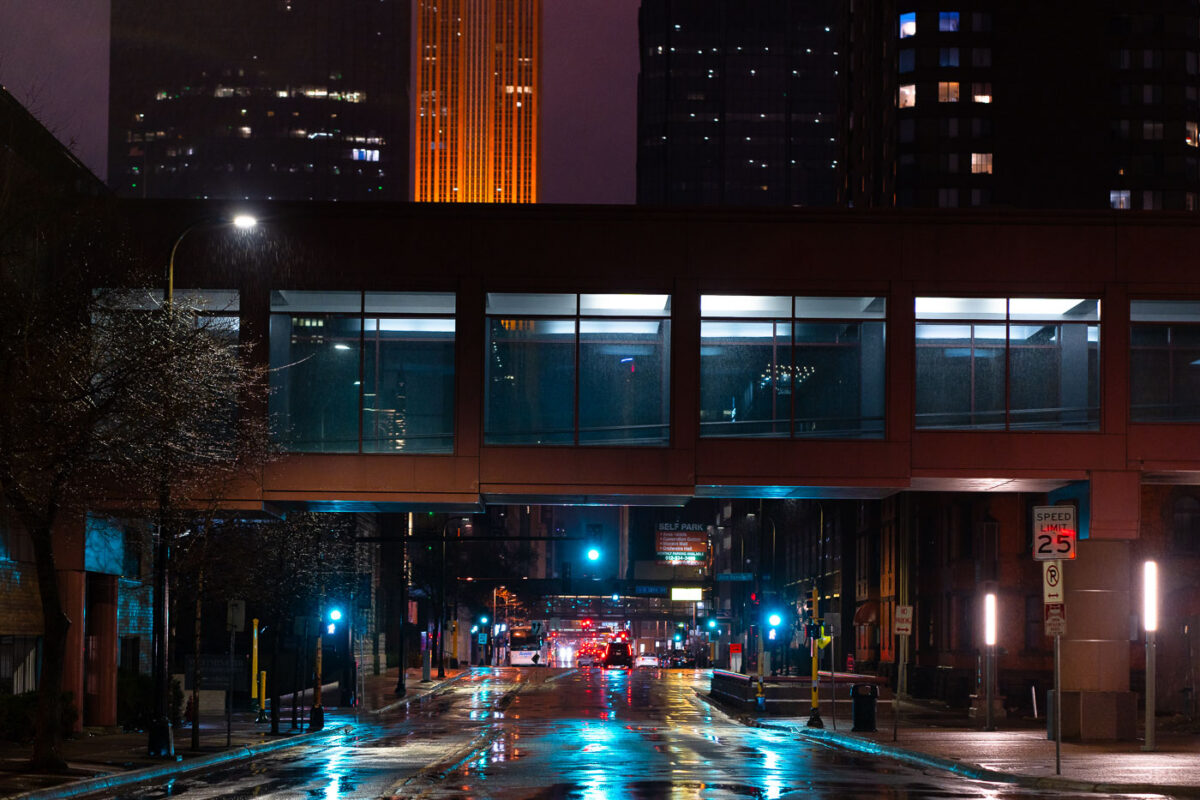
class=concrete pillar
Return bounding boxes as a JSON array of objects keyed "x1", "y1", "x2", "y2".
[
  {"x1": 1058, "y1": 470, "x2": 1140, "y2": 740},
  {"x1": 85, "y1": 575, "x2": 119, "y2": 727}
]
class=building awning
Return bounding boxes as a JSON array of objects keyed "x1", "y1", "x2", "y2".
[{"x1": 853, "y1": 600, "x2": 880, "y2": 626}]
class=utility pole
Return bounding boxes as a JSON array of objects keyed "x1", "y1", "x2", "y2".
[{"x1": 394, "y1": 513, "x2": 409, "y2": 696}]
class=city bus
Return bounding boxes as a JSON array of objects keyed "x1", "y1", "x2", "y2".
[{"x1": 508, "y1": 626, "x2": 548, "y2": 666}]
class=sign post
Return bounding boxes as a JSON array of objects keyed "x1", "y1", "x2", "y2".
[
  {"x1": 894, "y1": 605, "x2": 913, "y2": 742},
  {"x1": 1033, "y1": 505, "x2": 1075, "y2": 774}
]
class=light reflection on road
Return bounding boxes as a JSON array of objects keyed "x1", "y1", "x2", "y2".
[{"x1": 100, "y1": 667, "x2": 1131, "y2": 800}]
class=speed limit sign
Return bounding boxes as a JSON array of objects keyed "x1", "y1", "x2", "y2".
[{"x1": 1033, "y1": 505, "x2": 1077, "y2": 561}]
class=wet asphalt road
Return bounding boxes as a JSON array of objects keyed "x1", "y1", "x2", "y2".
[{"x1": 103, "y1": 667, "x2": 1151, "y2": 799}]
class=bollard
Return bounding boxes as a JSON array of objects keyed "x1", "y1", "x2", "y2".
[{"x1": 255, "y1": 671, "x2": 269, "y2": 723}]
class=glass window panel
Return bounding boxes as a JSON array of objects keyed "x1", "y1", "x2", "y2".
[
  {"x1": 1131, "y1": 299, "x2": 1200, "y2": 322},
  {"x1": 98, "y1": 288, "x2": 240, "y2": 312},
  {"x1": 899, "y1": 12, "x2": 916, "y2": 38},
  {"x1": 1009, "y1": 298, "x2": 1099, "y2": 321},
  {"x1": 578, "y1": 319, "x2": 670, "y2": 445},
  {"x1": 268, "y1": 313, "x2": 362, "y2": 451},
  {"x1": 1131, "y1": 323, "x2": 1200, "y2": 420},
  {"x1": 270, "y1": 289, "x2": 361, "y2": 313},
  {"x1": 175, "y1": 289, "x2": 240, "y2": 312},
  {"x1": 579, "y1": 294, "x2": 671, "y2": 317},
  {"x1": 793, "y1": 322, "x2": 886, "y2": 438},
  {"x1": 915, "y1": 323, "x2": 1005, "y2": 428},
  {"x1": 700, "y1": 321, "x2": 792, "y2": 437},
  {"x1": 485, "y1": 318, "x2": 577, "y2": 444},
  {"x1": 915, "y1": 297, "x2": 1006, "y2": 320},
  {"x1": 365, "y1": 292, "x2": 456, "y2": 315},
  {"x1": 362, "y1": 319, "x2": 455, "y2": 453},
  {"x1": 794, "y1": 296, "x2": 887, "y2": 320},
  {"x1": 485, "y1": 293, "x2": 576, "y2": 315},
  {"x1": 1009, "y1": 324, "x2": 1099, "y2": 429},
  {"x1": 701, "y1": 295, "x2": 791, "y2": 318}
]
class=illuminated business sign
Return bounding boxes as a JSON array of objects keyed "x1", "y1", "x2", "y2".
[
  {"x1": 671, "y1": 587, "x2": 703, "y2": 601},
  {"x1": 656, "y1": 522, "x2": 708, "y2": 564}
]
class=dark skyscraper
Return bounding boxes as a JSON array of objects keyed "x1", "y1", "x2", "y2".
[
  {"x1": 843, "y1": 1, "x2": 1200, "y2": 210},
  {"x1": 108, "y1": 0, "x2": 410, "y2": 201},
  {"x1": 636, "y1": 0, "x2": 841, "y2": 206}
]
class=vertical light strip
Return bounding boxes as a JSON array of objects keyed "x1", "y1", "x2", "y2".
[
  {"x1": 1144, "y1": 561, "x2": 1158, "y2": 632},
  {"x1": 984, "y1": 592, "x2": 997, "y2": 646}
]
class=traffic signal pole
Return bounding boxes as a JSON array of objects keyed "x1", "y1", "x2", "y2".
[{"x1": 807, "y1": 586, "x2": 824, "y2": 728}]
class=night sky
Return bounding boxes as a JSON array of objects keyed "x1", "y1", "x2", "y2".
[{"x1": 0, "y1": 0, "x2": 639, "y2": 204}]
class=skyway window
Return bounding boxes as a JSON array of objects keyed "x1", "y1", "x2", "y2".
[
  {"x1": 484, "y1": 293, "x2": 671, "y2": 446},
  {"x1": 269, "y1": 290, "x2": 456, "y2": 453},
  {"x1": 1130, "y1": 299, "x2": 1200, "y2": 422},
  {"x1": 915, "y1": 297, "x2": 1099, "y2": 430},
  {"x1": 700, "y1": 296, "x2": 886, "y2": 439}
]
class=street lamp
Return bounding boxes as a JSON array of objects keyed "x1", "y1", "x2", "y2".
[
  {"x1": 983, "y1": 592, "x2": 997, "y2": 732},
  {"x1": 147, "y1": 213, "x2": 258, "y2": 758},
  {"x1": 437, "y1": 517, "x2": 471, "y2": 679},
  {"x1": 1143, "y1": 560, "x2": 1158, "y2": 751}
]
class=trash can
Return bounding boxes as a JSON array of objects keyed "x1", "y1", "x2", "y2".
[{"x1": 851, "y1": 683, "x2": 878, "y2": 732}]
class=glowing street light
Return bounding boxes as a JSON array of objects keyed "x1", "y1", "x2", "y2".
[
  {"x1": 1144, "y1": 560, "x2": 1158, "y2": 751},
  {"x1": 983, "y1": 592, "x2": 997, "y2": 732},
  {"x1": 586, "y1": 547, "x2": 600, "y2": 561}
]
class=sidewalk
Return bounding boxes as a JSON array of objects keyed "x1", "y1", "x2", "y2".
[
  {"x1": 758, "y1": 692, "x2": 1200, "y2": 798},
  {"x1": 0, "y1": 666, "x2": 468, "y2": 800}
]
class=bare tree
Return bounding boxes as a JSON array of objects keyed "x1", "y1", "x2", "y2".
[{"x1": 0, "y1": 153, "x2": 269, "y2": 769}]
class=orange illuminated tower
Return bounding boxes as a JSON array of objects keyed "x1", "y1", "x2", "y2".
[{"x1": 414, "y1": 0, "x2": 540, "y2": 203}]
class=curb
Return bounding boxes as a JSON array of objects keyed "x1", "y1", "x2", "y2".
[
  {"x1": 693, "y1": 690, "x2": 763, "y2": 728},
  {"x1": 4, "y1": 672, "x2": 473, "y2": 800},
  {"x1": 7, "y1": 725, "x2": 349, "y2": 800},
  {"x1": 788, "y1": 725, "x2": 1200, "y2": 799},
  {"x1": 369, "y1": 670, "x2": 473, "y2": 715}
]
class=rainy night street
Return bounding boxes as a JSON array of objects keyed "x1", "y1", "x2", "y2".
[{"x1": 92, "y1": 668, "x2": 1146, "y2": 800}]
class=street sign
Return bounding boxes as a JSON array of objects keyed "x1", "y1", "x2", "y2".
[
  {"x1": 1033, "y1": 505, "x2": 1077, "y2": 561},
  {"x1": 824, "y1": 612, "x2": 841, "y2": 632},
  {"x1": 227, "y1": 598, "x2": 245, "y2": 632},
  {"x1": 716, "y1": 572, "x2": 754, "y2": 582},
  {"x1": 1045, "y1": 603, "x2": 1067, "y2": 636},
  {"x1": 478, "y1": 633, "x2": 488, "y2": 644},
  {"x1": 729, "y1": 643, "x2": 743, "y2": 654},
  {"x1": 895, "y1": 605, "x2": 914, "y2": 635},
  {"x1": 184, "y1": 655, "x2": 250, "y2": 691},
  {"x1": 1043, "y1": 561, "x2": 1064, "y2": 604}
]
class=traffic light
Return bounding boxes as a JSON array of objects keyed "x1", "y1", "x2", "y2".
[
  {"x1": 326, "y1": 607, "x2": 343, "y2": 635},
  {"x1": 766, "y1": 610, "x2": 784, "y2": 644}
]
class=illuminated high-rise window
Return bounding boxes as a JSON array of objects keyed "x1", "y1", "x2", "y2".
[{"x1": 414, "y1": 0, "x2": 541, "y2": 203}]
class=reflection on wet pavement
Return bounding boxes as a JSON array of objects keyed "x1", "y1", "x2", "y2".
[{"x1": 103, "y1": 668, "x2": 1136, "y2": 800}]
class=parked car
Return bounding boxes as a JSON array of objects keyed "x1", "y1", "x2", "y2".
[
  {"x1": 602, "y1": 642, "x2": 633, "y2": 669},
  {"x1": 576, "y1": 651, "x2": 596, "y2": 667},
  {"x1": 634, "y1": 654, "x2": 659, "y2": 668}
]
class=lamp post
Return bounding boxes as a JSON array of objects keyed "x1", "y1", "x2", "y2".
[
  {"x1": 436, "y1": 517, "x2": 470, "y2": 679},
  {"x1": 1143, "y1": 560, "x2": 1158, "y2": 751},
  {"x1": 983, "y1": 592, "x2": 997, "y2": 732},
  {"x1": 147, "y1": 214, "x2": 257, "y2": 758},
  {"x1": 394, "y1": 513, "x2": 409, "y2": 697}
]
